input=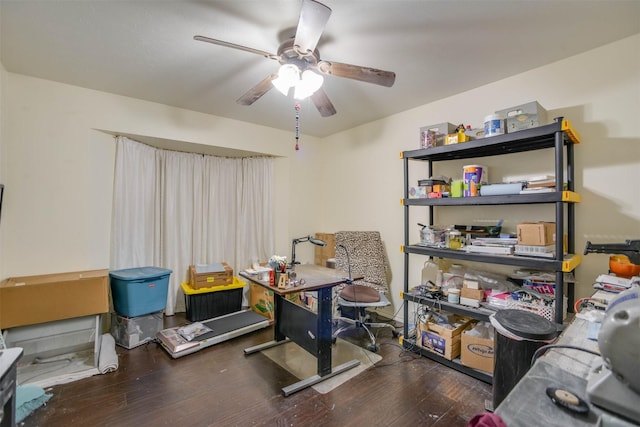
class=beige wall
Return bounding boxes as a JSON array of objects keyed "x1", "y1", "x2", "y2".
[
  {"x1": 1, "y1": 35, "x2": 639, "y2": 319},
  {"x1": 318, "y1": 34, "x2": 640, "y2": 312},
  {"x1": 0, "y1": 73, "x2": 322, "y2": 277}
]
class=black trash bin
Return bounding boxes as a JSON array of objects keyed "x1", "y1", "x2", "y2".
[{"x1": 492, "y1": 309, "x2": 558, "y2": 409}]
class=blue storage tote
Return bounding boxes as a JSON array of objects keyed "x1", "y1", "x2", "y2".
[{"x1": 109, "y1": 267, "x2": 172, "y2": 317}]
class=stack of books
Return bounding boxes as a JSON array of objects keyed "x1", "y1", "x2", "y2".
[
  {"x1": 503, "y1": 174, "x2": 558, "y2": 194},
  {"x1": 465, "y1": 237, "x2": 517, "y2": 255}
]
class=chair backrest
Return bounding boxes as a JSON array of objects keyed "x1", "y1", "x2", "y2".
[{"x1": 334, "y1": 231, "x2": 388, "y2": 291}]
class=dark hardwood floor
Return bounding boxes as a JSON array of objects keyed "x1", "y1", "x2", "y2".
[{"x1": 23, "y1": 313, "x2": 492, "y2": 427}]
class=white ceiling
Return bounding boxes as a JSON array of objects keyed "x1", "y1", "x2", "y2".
[{"x1": 1, "y1": 0, "x2": 639, "y2": 138}]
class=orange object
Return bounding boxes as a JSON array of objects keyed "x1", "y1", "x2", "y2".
[{"x1": 609, "y1": 255, "x2": 640, "y2": 278}]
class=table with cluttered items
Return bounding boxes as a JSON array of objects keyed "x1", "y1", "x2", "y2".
[
  {"x1": 0, "y1": 347, "x2": 23, "y2": 427},
  {"x1": 495, "y1": 240, "x2": 640, "y2": 426},
  {"x1": 240, "y1": 263, "x2": 362, "y2": 396}
]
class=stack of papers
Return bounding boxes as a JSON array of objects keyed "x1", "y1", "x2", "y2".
[
  {"x1": 466, "y1": 237, "x2": 516, "y2": 255},
  {"x1": 195, "y1": 263, "x2": 225, "y2": 273},
  {"x1": 177, "y1": 322, "x2": 213, "y2": 341}
]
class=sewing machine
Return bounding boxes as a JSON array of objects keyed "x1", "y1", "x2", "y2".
[{"x1": 584, "y1": 240, "x2": 640, "y2": 423}]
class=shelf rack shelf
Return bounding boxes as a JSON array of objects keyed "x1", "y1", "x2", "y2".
[{"x1": 400, "y1": 117, "x2": 581, "y2": 383}]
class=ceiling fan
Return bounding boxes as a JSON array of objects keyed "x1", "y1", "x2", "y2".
[{"x1": 194, "y1": 0, "x2": 396, "y2": 117}]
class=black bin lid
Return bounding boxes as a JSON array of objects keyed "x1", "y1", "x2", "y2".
[{"x1": 493, "y1": 309, "x2": 558, "y2": 340}]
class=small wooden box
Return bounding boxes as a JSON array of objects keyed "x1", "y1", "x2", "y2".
[
  {"x1": 189, "y1": 263, "x2": 233, "y2": 290},
  {"x1": 314, "y1": 233, "x2": 336, "y2": 267}
]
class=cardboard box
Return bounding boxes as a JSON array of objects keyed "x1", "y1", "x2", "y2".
[
  {"x1": 516, "y1": 222, "x2": 556, "y2": 246},
  {"x1": 189, "y1": 262, "x2": 233, "y2": 289},
  {"x1": 420, "y1": 122, "x2": 457, "y2": 148},
  {"x1": 314, "y1": 233, "x2": 336, "y2": 267},
  {"x1": 418, "y1": 314, "x2": 471, "y2": 360},
  {"x1": 461, "y1": 326, "x2": 495, "y2": 374},
  {"x1": 461, "y1": 286, "x2": 485, "y2": 301},
  {"x1": 0, "y1": 269, "x2": 109, "y2": 329},
  {"x1": 111, "y1": 311, "x2": 163, "y2": 349},
  {"x1": 496, "y1": 101, "x2": 548, "y2": 133},
  {"x1": 250, "y1": 283, "x2": 274, "y2": 319},
  {"x1": 248, "y1": 283, "x2": 302, "y2": 319}
]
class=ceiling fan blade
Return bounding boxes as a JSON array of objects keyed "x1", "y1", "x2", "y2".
[
  {"x1": 236, "y1": 74, "x2": 277, "y2": 106},
  {"x1": 194, "y1": 35, "x2": 279, "y2": 60},
  {"x1": 294, "y1": 0, "x2": 332, "y2": 55},
  {"x1": 317, "y1": 61, "x2": 396, "y2": 87},
  {"x1": 311, "y1": 88, "x2": 336, "y2": 117}
]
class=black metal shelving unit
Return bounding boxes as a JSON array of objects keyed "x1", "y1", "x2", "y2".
[{"x1": 400, "y1": 117, "x2": 581, "y2": 383}]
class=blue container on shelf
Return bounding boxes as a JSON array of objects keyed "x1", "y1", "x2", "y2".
[{"x1": 109, "y1": 266, "x2": 172, "y2": 317}]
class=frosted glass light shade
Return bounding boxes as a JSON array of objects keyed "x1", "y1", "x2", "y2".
[
  {"x1": 294, "y1": 70, "x2": 324, "y2": 100},
  {"x1": 272, "y1": 64, "x2": 300, "y2": 96}
]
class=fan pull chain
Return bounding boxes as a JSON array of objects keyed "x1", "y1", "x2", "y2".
[{"x1": 295, "y1": 103, "x2": 301, "y2": 151}]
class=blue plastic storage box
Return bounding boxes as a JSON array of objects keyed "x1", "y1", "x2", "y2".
[{"x1": 109, "y1": 267, "x2": 172, "y2": 317}]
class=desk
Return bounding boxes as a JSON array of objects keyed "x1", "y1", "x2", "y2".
[
  {"x1": 1, "y1": 348, "x2": 23, "y2": 427},
  {"x1": 241, "y1": 264, "x2": 360, "y2": 396},
  {"x1": 495, "y1": 291, "x2": 637, "y2": 426}
]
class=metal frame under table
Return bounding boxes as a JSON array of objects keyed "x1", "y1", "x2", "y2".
[{"x1": 241, "y1": 264, "x2": 360, "y2": 396}]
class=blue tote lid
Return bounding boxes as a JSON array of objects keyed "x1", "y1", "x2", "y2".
[{"x1": 109, "y1": 266, "x2": 172, "y2": 281}]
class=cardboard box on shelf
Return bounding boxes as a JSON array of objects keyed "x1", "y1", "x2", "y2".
[
  {"x1": 460, "y1": 323, "x2": 495, "y2": 374},
  {"x1": 0, "y1": 269, "x2": 109, "y2": 329},
  {"x1": 516, "y1": 222, "x2": 556, "y2": 246},
  {"x1": 461, "y1": 286, "x2": 485, "y2": 301},
  {"x1": 417, "y1": 314, "x2": 471, "y2": 360}
]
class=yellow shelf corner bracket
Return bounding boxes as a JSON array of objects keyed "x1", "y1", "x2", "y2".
[
  {"x1": 562, "y1": 254, "x2": 582, "y2": 272},
  {"x1": 561, "y1": 119, "x2": 581, "y2": 145},
  {"x1": 562, "y1": 191, "x2": 581, "y2": 203}
]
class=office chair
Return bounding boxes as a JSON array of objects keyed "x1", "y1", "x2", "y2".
[{"x1": 332, "y1": 231, "x2": 398, "y2": 352}]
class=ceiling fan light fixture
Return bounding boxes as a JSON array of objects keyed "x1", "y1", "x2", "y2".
[
  {"x1": 272, "y1": 64, "x2": 300, "y2": 96},
  {"x1": 294, "y1": 69, "x2": 324, "y2": 100}
]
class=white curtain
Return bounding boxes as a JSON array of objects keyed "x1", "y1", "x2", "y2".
[
  {"x1": 111, "y1": 137, "x2": 159, "y2": 268},
  {"x1": 111, "y1": 136, "x2": 274, "y2": 315}
]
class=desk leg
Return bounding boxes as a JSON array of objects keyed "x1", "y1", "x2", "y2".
[
  {"x1": 316, "y1": 287, "x2": 333, "y2": 377},
  {"x1": 244, "y1": 285, "x2": 361, "y2": 397},
  {"x1": 244, "y1": 338, "x2": 290, "y2": 355},
  {"x1": 281, "y1": 287, "x2": 360, "y2": 396},
  {"x1": 281, "y1": 359, "x2": 361, "y2": 396},
  {"x1": 244, "y1": 293, "x2": 289, "y2": 355},
  {"x1": 273, "y1": 292, "x2": 286, "y2": 342}
]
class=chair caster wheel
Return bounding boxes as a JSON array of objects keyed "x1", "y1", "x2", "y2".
[{"x1": 367, "y1": 344, "x2": 379, "y2": 352}]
